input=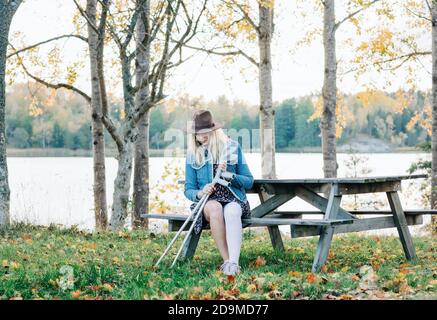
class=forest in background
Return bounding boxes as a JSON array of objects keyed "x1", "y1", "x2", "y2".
[{"x1": 5, "y1": 82, "x2": 430, "y2": 153}]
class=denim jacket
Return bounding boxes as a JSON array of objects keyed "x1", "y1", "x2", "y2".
[{"x1": 184, "y1": 139, "x2": 254, "y2": 203}]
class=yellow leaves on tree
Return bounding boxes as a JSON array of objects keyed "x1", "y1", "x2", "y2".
[
  {"x1": 407, "y1": 104, "x2": 432, "y2": 136},
  {"x1": 310, "y1": 93, "x2": 352, "y2": 138},
  {"x1": 207, "y1": 0, "x2": 257, "y2": 42}
]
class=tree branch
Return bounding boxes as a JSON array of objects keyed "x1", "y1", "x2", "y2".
[
  {"x1": 405, "y1": 5, "x2": 432, "y2": 22},
  {"x1": 335, "y1": 0, "x2": 380, "y2": 30},
  {"x1": 102, "y1": 115, "x2": 124, "y2": 152},
  {"x1": 74, "y1": 0, "x2": 99, "y2": 34},
  {"x1": 340, "y1": 51, "x2": 431, "y2": 76},
  {"x1": 7, "y1": 34, "x2": 87, "y2": 59},
  {"x1": 180, "y1": 43, "x2": 258, "y2": 66},
  {"x1": 229, "y1": 0, "x2": 259, "y2": 34},
  {"x1": 8, "y1": 41, "x2": 91, "y2": 102}
]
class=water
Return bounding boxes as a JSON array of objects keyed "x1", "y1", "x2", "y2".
[{"x1": 7, "y1": 153, "x2": 432, "y2": 236}]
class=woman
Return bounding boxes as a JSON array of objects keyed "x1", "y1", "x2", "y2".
[{"x1": 184, "y1": 110, "x2": 254, "y2": 276}]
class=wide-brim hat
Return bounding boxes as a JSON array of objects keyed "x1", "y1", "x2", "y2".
[{"x1": 184, "y1": 110, "x2": 223, "y2": 134}]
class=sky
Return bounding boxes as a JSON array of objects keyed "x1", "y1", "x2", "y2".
[{"x1": 8, "y1": 0, "x2": 432, "y2": 105}]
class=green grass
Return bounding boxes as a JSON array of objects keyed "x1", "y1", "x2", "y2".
[{"x1": 0, "y1": 223, "x2": 436, "y2": 300}]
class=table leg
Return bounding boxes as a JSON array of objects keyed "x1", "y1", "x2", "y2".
[
  {"x1": 181, "y1": 228, "x2": 203, "y2": 260},
  {"x1": 258, "y1": 188, "x2": 285, "y2": 252},
  {"x1": 386, "y1": 191, "x2": 416, "y2": 260},
  {"x1": 312, "y1": 184, "x2": 342, "y2": 272}
]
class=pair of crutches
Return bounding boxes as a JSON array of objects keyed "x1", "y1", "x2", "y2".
[{"x1": 155, "y1": 154, "x2": 236, "y2": 268}]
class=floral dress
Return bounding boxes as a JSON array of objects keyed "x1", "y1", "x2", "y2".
[{"x1": 190, "y1": 164, "x2": 251, "y2": 235}]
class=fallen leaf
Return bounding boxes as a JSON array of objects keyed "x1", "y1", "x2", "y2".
[
  {"x1": 71, "y1": 290, "x2": 82, "y2": 299},
  {"x1": 351, "y1": 274, "x2": 360, "y2": 282},
  {"x1": 339, "y1": 294, "x2": 353, "y2": 300},
  {"x1": 247, "y1": 284, "x2": 257, "y2": 293},
  {"x1": 306, "y1": 273, "x2": 316, "y2": 284},
  {"x1": 288, "y1": 271, "x2": 301, "y2": 278},
  {"x1": 227, "y1": 275, "x2": 235, "y2": 284},
  {"x1": 255, "y1": 256, "x2": 266, "y2": 267},
  {"x1": 102, "y1": 283, "x2": 113, "y2": 292}
]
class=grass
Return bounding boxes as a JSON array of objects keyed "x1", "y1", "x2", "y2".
[{"x1": 0, "y1": 223, "x2": 436, "y2": 300}]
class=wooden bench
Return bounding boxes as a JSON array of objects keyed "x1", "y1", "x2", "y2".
[{"x1": 142, "y1": 175, "x2": 437, "y2": 272}]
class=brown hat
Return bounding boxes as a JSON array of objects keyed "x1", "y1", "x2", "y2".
[{"x1": 185, "y1": 110, "x2": 223, "y2": 134}]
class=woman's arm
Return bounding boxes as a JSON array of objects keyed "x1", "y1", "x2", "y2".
[
  {"x1": 184, "y1": 160, "x2": 201, "y2": 202},
  {"x1": 230, "y1": 144, "x2": 254, "y2": 190}
]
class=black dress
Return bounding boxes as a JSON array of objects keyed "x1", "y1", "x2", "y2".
[{"x1": 190, "y1": 164, "x2": 251, "y2": 235}]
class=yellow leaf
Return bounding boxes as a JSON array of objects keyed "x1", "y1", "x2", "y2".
[
  {"x1": 247, "y1": 284, "x2": 257, "y2": 293},
  {"x1": 102, "y1": 283, "x2": 113, "y2": 292},
  {"x1": 288, "y1": 271, "x2": 301, "y2": 278},
  {"x1": 341, "y1": 266, "x2": 349, "y2": 273}
]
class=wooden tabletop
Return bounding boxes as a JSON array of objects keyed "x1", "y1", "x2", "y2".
[{"x1": 252, "y1": 174, "x2": 427, "y2": 185}]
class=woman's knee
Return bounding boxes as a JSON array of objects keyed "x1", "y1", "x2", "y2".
[
  {"x1": 204, "y1": 200, "x2": 223, "y2": 221},
  {"x1": 224, "y1": 202, "x2": 242, "y2": 220}
]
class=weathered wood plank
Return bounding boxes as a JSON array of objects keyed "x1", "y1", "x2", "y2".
[
  {"x1": 266, "y1": 210, "x2": 437, "y2": 216},
  {"x1": 140, "y1": 209, "x2": 437, "y2": 222},
  {"x1": 312, "y1": 184, "x2": 342, "y2": 272},
  {"x1": 289, "y1": 215, "x2": 423, "y2": 238},
  {"x1": 294, "y1": 185, "x2": 357, "y2": 220},
  {"x1": 181, "y1": 229, "x2": 203, "y2": 260},
  {"x1": 246, "y1": 217, "x2": 353, "y2": 226},
  {"x1": 258, "y1": 185, "x2": 285, "y2": 252},
  {"x1": 336, "y1": 181, "x2": 401, "y2": 195},
  {"x1": 387, "y1": 191, "x2": 416, "y2": 260},
  {"x1": 246, "y1": 174, "x2": 427, "y2": 188},
  {"x1": 249, "y1": 192, "x2": 296, "y2": 220}
]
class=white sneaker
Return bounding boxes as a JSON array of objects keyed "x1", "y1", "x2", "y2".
[
  {"x1": 219, "y1": 260, "x2": 230, "y2": 272},
  {"x1": 224, "y1": 261, "x2": 240, "y2": 276}
]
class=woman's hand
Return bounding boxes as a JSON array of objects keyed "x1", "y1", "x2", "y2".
[
  {"x1": 218, "y1": 161, "x2": 226, "y2": 172},
  {"x1": 198, "y1": 183, "x2": 215, "y2": 198}
]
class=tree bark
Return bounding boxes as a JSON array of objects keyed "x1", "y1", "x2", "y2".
[
  {"x1": 86, "y1": 0, "x2": 108, "y2": 230},
  {"x1": 321, "y1": 0, "x2": 338, "y2": 178},
  {"x1": 431, "y1": 1, "x2": 437, "y2": 234},
  {"x1": 109, "y1": 143, "x2": 134, "y2": 230},
  {"x1": 258, "y1": 2, "x2": 276, "y2": 179},
  {"x1": 0, "y1": 1, "x2": 22, "y2": 228},
  {"x1": 133, "y1": 0, "x2": 150, "y2": 229}
]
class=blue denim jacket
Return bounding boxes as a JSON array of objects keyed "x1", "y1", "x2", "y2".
[{"x1": 184, "y1": 140, "x2": 254, "y2": 203}]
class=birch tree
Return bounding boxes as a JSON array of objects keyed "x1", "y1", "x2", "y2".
[
  {"x1": 7, "y1": 0, "x2": 110, "y2": 230},
  {"x1": 0, "y1": 0, "x2": 23, "y2": 228},
  {"x1": 133, "y1": 0, "x2": 150, "y2": 229},
  {"x1": 83, "y1": 0, "x2": 110, "y2": 230},
  {"x1": 320, "y1": 0, "x2": 381, "y2": 178},
  {"x1": 102, "y1": 0, "x2": 207, "y2": 230}
]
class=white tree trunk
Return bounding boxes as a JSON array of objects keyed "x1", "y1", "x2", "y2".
[
  {"x1": 321, "y1": 0, "x2": 338, "y2": 178},
  {"x1": 133, "y1": 0, "x2": 150, "y2": 229},
  {"x1": 86, "y1": 0, "x2": 108, "y2": 230},
  {"x1": 258, "y1": 3, "x2": 276, "y2": 179},
  {"x1": 0, "y1": 1, "x2": 21, "y2": 228},
  {"x1": 109, "y1": 143, "x2": 134, "y2": 230},
  {"x1": 431, "y1": 1, "x2": 437, "y2": 234}
]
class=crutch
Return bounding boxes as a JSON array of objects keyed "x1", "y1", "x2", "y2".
[
  {"x1": 154, "y1": 193, "x2": 208, "y2": 267},
  {"x1": 169, "y1": 166, "x2": 229, "y2": 268}
]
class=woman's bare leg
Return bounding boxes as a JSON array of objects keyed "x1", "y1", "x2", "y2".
[{"x1": 204, "y1": 200, "x2": 229, "y2": 261}]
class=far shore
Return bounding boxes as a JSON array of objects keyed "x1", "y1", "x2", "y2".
[{"x1": 6, "y1": 146, "x2": 424, "y2": 157}]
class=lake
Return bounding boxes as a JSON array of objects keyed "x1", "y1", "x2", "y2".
[{"x1": 7, "y1": 152, "x2": 432, "y2": 236}]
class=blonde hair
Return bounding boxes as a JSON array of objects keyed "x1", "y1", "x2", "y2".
[{"x1": 187, "y1": 128, "x2": 229, "y2": 166}]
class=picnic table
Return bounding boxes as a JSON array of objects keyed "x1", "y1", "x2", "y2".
[{"x1": 143, "y1": 174, "x2": 435, "y2": 272}]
